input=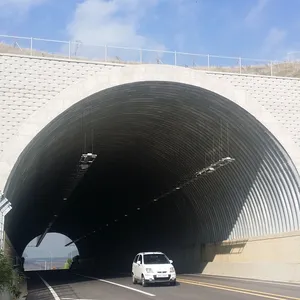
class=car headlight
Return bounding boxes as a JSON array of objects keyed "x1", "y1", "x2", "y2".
[
  {"x1": 146, "y1": 268, "x2": 153, "y2": 273},
  {"x1": 170, "y1": 267, "x2": 175, "y2": 273}
]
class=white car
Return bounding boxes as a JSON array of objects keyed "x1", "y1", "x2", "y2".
[{"x1": 132, "y1": 252, "x2": 176, "y2": 287}]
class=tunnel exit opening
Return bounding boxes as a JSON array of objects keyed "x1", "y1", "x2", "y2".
[
  {"x1": 22, "y1": 232, "x2": 79, "y2": 271},
  {"x1": 3, "y1": 79, "x2": 300, "y2": 276}
]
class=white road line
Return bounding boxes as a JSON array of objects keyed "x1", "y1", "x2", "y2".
[
  {"x1": 62, "y1": 298, "x2": 98, "y2": 300},
  {"x1": 37, "y1": 273, "x2": 60, "y2": 300},
  {"x1": 182, "y1": 274, "x2": 300, "y2": 288},
  {"x1": 74, "y1": 273, "x2": 155, "y2": 297}
]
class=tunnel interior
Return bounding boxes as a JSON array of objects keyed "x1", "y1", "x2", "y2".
[{"x1": 4, "y1": 81, "x2": 300, "y2": 274}]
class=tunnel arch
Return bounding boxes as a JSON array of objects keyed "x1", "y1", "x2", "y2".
[{"x1": 1, "y1": 65, "x2": 300, "y2": 271}]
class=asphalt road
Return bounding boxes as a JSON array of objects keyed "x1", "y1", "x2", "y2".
[{"x1": 25, "y1": 270, "x2": 300, "y2": 300}]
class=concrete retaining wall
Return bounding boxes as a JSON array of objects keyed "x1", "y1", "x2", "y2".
[
  {"x1": 200, "y1": 262, "x2": 300, "y2": 283},
  {"x1": 200, "y1": 231, "x2": 300, "y2": 282}
]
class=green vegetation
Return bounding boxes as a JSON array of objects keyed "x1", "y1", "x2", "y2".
[
  {"x1": 0, "y1": 250, "x2": 24, "y2": 299},
  {"x1": 63, "y1": 258, "x2": 73, "y2": 269}
]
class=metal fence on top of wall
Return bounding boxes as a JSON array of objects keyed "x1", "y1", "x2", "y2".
[{"x1": 1, "y1": 34, "x2": 300, "y2": 78}]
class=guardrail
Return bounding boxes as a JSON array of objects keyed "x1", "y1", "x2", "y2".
[{"x1": 1, "y1": 34, "x2": 300, "y2": 78}]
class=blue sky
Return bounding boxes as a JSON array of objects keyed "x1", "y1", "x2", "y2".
[
  {"x1": 0, "y1": 0, "x2": 299, "y2": 62},
  {"x1": 0, "y1": 0, "x2": 299, "y2": 61}
]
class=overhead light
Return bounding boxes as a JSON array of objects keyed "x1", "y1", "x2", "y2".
[
  {"x1": 137, "y1": 207, "x2": 140, "y2": 210},
  {"x1": 124, "y1": 214, "x2": 128, "y2": 217},
  {"x1": 79, "y1": 153, "x2": 97, "y2": 170},
  {"x1": 204, "y1": 167, "x2": 215, "y2": 174},
  {"x1": 63, "y1": 198, "x2": 67, "y2": 201}
]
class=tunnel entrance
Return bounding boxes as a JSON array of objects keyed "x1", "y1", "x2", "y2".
[{"x1": 3, "y1": 80, "x2": 300, "y2": 275}]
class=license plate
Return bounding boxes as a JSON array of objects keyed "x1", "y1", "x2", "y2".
[{"x1": 156, "y1": 274, "x2": 167, "y2": 278}]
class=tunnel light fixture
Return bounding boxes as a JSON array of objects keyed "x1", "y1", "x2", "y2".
[
  {"x1": 79, "y1": 153, "x2": 97, "y2": 170},
  {"x1": 65, "y1": 156, "x2": 236, "y2": 247},
  {"x1": 63, "y1": 152, "x2": 98, "y2": 201}
]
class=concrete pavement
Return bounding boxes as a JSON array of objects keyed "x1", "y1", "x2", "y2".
[{"x1": 25, "y1": 270, "x2": 300, "y2": 300}]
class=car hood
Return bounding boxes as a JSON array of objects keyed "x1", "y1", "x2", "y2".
[{"x1": 144, "y1": 263, "x2": 173, "y2": 272}]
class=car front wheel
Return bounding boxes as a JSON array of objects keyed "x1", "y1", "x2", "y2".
[
  {"x1": 132, "y1": 274, "x2": 137, "y2": 284},
  {"x1": 170, "y1": 280, "x2": 176, "y2": 286},
  {"x1": 141, "y1": 275, "x2": 147, "y2": 287}
]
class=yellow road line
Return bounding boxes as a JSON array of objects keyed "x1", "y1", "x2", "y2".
[{"x1": 178, "y1": 278, "x2": 300, "y2": 300}]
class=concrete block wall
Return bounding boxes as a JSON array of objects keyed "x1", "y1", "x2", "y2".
[
  {"x1": 1, "y1": 53, "x2": 300, "y2": 157},
  {"x1": 208, "y1": 72, "x2": 300, "y2": 148},
  {"x1": 0, "y1": 54, "x2": 123, "y2": 154}
]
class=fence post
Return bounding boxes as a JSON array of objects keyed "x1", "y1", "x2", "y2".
[
  {"x1": 140, "y1": 49, "x2": 143, "y2": 63},
  {"x1": 68, "y1": 41, "x2": 71, "y2": 59},
  {"x1": 30, "y1": 37, "x2": 33, "y2": 56},
  {"x1": 239, "y1": 57, "x2": 242, "y2": 73},
  {"x1": 207, "y1": 54, "x2": 210, "y2": 70},
  {"x1": 270, "y1": 61, "x2": 273, "y2": 76},
  {"x1": 174, "y1": 51, "x2": 177, "y2": 66}
]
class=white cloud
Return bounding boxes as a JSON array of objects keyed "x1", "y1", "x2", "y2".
[
  {"x1": 262, "y1": 27, "x2": 287, "y2": 55},
  {"x1": 245, "y1": 0, "x2": 270, "y2": 27},
  {"x1": 66, "y1": 0, "x2": 166, "y2": 62}
]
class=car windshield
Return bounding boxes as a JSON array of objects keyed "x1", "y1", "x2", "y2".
[{"x1": 143, "y1": 254, "x2": 170, "y2": 264}]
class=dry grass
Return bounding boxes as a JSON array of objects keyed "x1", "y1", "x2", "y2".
[{"x1": 1, "y1": 43, "x2": 300, "y2": 78}]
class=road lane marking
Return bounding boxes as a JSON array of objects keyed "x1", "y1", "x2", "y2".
[
  {"x1": 62, "y1": 298, "x2": 99, "y2": 300},
  {"x1": 74, "y1": 274, "x2": 155, "y2": 297},
  {"x1": 182, "y1": 273, "x2": 300, "y2": 288},
  {"x1": 37, "y1": 273, "x2": 60, "y2": 300},
  {"x1": 178, "y1": 278, "x2": 300, "y2": 300},
  {"x1": 179, "y1": 277, "x2": 300, "y2": 299}
]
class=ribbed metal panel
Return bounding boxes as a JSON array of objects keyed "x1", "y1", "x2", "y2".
[{"x1": 4, "y1": 81, "x2": 300, "y2": 254}]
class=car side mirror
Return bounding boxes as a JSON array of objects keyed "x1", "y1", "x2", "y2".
[
  {"x1": 137, "y1": 261, "x2": 141, "y2": 265},
  {"x1": 169, "y1": 260, "x2": 173, "y2": 264}
]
